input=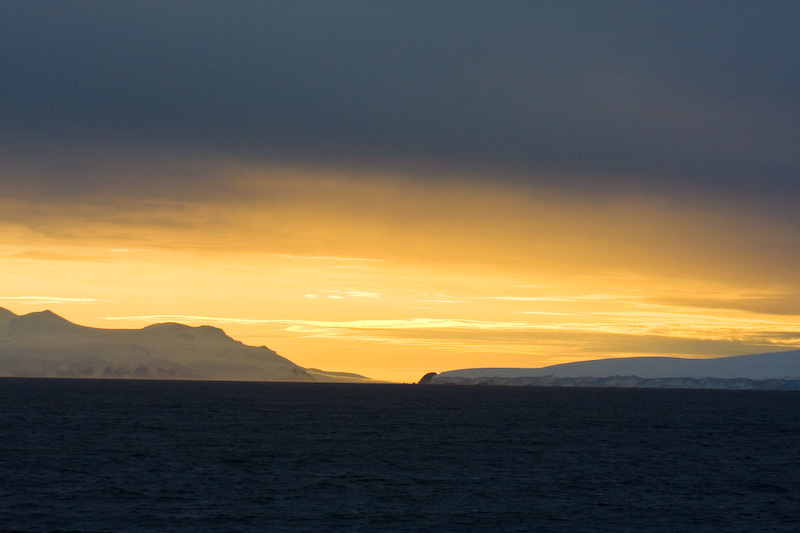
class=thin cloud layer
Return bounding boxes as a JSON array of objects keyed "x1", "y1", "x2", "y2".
[
  {"x1": 0, "y1": 296, "x2": 103, "y2": 305},
  {"x1": 102, "y1": 312, "x2": 800, "y2": 363}
]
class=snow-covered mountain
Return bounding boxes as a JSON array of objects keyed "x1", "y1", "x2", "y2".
[
  {"x1": 0, "y1": 307, "x2": 372, "y2": 383},
  {"x1": 428, "y1": 351, "x2": 800, "y2": 389}
]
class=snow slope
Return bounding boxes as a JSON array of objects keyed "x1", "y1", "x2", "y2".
[
  {"x1": 431, "y1": 351, "x2": 800, "y2": 389},
  {"x1": 0, "y1": 307, "x2": 372, "y2": 383}
]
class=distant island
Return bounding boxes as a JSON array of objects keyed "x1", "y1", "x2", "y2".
[
  {"x1": 0, "y1": 307, "x2": 373, "y2": 383},
  {"x1": 423, "y1": 351, "x2": 800, "y2": 390}
]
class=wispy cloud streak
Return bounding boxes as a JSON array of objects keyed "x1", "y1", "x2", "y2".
[
  {"x1": 103, "y1": 313, "x2": 800, "y2": 348},
  {"x1": 1, "y1": 296, "x2": 103, "y2": 305}
]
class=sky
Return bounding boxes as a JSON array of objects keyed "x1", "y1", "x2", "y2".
[{"x1": 2, "y1": 1, "x2": 799, "y2": 382}]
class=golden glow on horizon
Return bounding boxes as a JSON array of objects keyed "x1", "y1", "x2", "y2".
[{"x1": 2, "y1": 160, "x2": 799, "y2": 382}]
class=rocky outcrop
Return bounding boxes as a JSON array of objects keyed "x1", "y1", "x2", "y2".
[{"x1": 417, "y1": 372, "x2": 437, "y2": 384}]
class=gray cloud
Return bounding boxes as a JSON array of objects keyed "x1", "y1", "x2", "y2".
[{"x1": 2, "y1": 1, "x2": 798, "y2": 204}]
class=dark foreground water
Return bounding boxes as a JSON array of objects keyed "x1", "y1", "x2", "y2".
[{"x1": 1, "y1": 379, "x2": 799, "y2": 532}]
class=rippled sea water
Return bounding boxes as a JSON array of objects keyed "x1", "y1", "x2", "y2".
[{"x1": 1, "y1": 378, "x2": 799, "y2": 532}]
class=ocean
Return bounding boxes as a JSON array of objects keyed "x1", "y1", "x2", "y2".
[{"x1": 1, "y1": 379, "x2": 798, "y2": 532}]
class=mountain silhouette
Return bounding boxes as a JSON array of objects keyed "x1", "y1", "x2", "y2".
[{"x1": 0, "y1": 307, "x2": 371, "y2": 382}]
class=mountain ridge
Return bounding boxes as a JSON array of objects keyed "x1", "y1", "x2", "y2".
[{"x1": 0, "y1": 307, "x2": 372, "y2": 383}]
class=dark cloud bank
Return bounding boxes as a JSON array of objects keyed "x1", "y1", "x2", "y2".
[{"x1": 2, "y1": 1, "x2": 798, "y2": 201}]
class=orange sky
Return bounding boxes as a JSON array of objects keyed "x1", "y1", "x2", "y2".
[
  {"x1": 3, "y1": 4, "x2": 799, "y2": 382},
  {"x1": 2, "y1": 159, "x2": 799, "y2": 383}
]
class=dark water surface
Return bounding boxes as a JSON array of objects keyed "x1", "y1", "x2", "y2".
[{"x1": 1, "y1": 379, "x2": 799, "y2": 532}]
